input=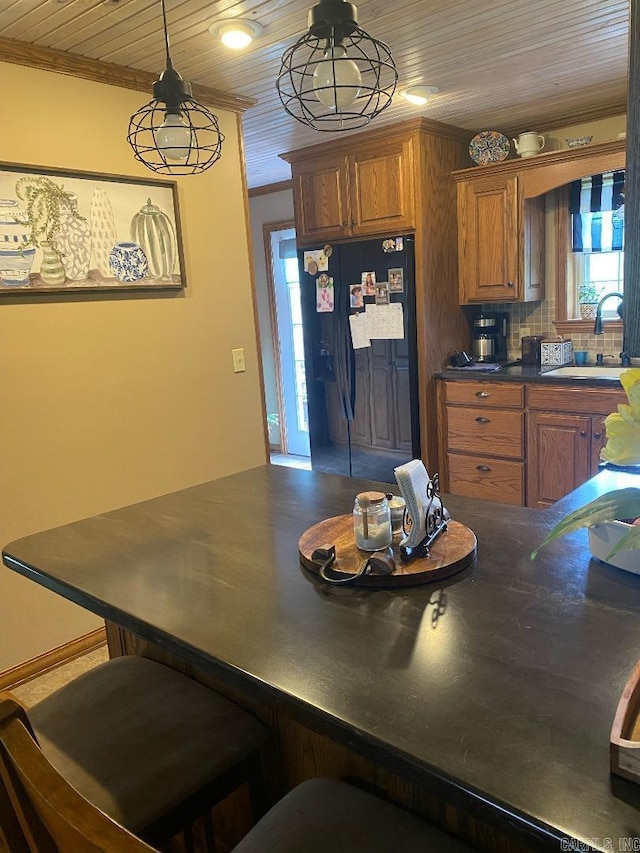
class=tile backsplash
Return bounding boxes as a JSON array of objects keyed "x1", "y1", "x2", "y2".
[{"x1": 481, "y1": 297, "x2": 624, "y2": 364}]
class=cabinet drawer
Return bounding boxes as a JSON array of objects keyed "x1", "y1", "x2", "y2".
[
  {"x1": 445, "y1": 381, "x2": 524, "y2": 408},
  {"x1": 448, "y1": 453, "x2": 524, "y2": 506},
  {"x1": 527, "y1": 385, "x2": 624, "y2": 415},
  {"x1": 446, "y1": 407, "x2": 524, "y2": 458}
]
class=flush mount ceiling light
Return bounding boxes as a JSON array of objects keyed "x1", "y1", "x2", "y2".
[
  {"x1": 210, "y1": 19, "x2": 264, "y2": 49},
  {"x1": 127, "y1": 0, "x2": 224, "y2": 175},
  {"x1": 402, "y1": 85, "x2": 440, "y2": 106},
  {"x1": 276, "y1": 0, "x2": 398, "y2": 132}
]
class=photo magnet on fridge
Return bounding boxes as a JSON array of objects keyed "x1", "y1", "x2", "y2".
[
  {"x1": 316, "y1": 275, "x2": 334, "y2": 312},
  {"x1": 350, "y1": 284, "x2": 364, "y2": 309},
  {"x1": 388, "y1": 268, "x2": 404, "y2": 292},
  {"x1": 375, "y1": 283, "x2": 390, "y2": 305},
  {"x1": 361, "y1": 271, "x2": 376, "y2": 295}
]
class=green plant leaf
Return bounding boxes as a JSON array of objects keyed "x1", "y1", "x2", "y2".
[{"x1": 531, "y1": 488, "x2": 640, "y2": 558}]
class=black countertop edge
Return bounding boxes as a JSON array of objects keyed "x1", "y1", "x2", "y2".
[{"x1": 437, "y1": 364, "x2": 624, "y2": 386}]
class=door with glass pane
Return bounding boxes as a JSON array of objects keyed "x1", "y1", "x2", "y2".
[{"x1": 270, "y1": 228, "x2": 310, "y2": 457}]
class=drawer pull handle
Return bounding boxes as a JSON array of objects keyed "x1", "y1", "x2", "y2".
[
  {"x1": 580, "y1": 430, "x2": 587, "y2": 437},
  {"x1": 593, "y1": 431, "x2": 601, "y2": 439},
  {"x1": 476, "y1": 464, "x2": 492, "y2": 472},
  {"x1": 507, "y1": 281, "x2": 514, "y2": 288},
  {"x1": 475, "y1": 416, "x2": 490, "y2": 424},
  {"x1": 476, "y1": 391, "x2": 490, "y2": 398}
]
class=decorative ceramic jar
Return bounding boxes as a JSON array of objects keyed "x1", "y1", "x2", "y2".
[
  {"x1": 39, "y1": 241, "x2": 66, "y2": 287},
  {"x1": 56, "y1": 193, "x2": 90, "y2": 281},
  {"x1": 0, "y1": 199, "x2": 36, "y2": 287},
  {"x1": 90, "y1": 187, "x2": 117, "y2": 278},
  {"x1": 109, "y1": 241, "x2": 149, "y2": 282},
  {"x1": 130, "y1": 198, "x2": 176, "y2": 278}
]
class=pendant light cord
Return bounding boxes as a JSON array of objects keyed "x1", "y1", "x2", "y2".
[{"x1": 160, "y1": 0, "x2": 173, "y2": 68}]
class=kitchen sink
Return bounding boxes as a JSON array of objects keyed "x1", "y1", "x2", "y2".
[{"x1": 541, "y1": 366, "x2": 627, "y2": 379}]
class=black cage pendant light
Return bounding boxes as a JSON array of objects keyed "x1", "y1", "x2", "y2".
[
  {"x1": 276, "y1": 0, "x2": 397, "y2": 132},
  {"x1": 128, "y1": 0, "x2": 224, "y2": 175}
]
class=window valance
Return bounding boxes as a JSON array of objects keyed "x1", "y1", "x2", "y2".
[{"x1": 569, "y1": 171, "x2": 625, "y2": 252}]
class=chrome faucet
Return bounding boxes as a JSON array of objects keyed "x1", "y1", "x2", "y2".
[{"x1": 593, "y1": 291, "x2": 624, "y2": 335}]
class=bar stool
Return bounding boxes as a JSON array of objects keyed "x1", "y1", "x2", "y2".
[
  {"x1": 233, "y1": 777, "x2": 478, "y2": 853},
  {"x1": 1, "y1": 691, "x2": 478, "y2": 853},
  {"x1": 2, "y1": 655, "x2": 268, "y2": 851}
]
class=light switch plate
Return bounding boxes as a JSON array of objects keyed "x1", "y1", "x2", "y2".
[{"x1": 232, "y1": 348, "x2": 246, "y2": 373}]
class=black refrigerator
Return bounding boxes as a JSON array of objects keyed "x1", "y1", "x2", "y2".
[{"x1": 299, "y1": 235, "x2": 420, "y2": 483}]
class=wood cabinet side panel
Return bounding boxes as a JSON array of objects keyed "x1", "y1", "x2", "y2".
[
  {"x1": 523, "y1": 195, "x2": 546, "y2": 302},
  {"x1": 415, "y1": 133, "x2": 471, "y2": 473}
]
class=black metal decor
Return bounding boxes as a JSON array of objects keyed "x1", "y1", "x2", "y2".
[
  {"x1": 276, "y1": 0, "x2": 398, "y2": 132},
  {"x1": 127, "y1": 0, "x2": 224, "y2": 175}
]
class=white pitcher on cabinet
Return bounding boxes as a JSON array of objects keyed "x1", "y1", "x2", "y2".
[{"x1": 513, "y1": 132, "x2": 545, "y2": 158}]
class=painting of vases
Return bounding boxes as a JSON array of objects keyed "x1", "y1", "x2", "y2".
[
  {"x1": 0, "y1": 199, "x2": 36, "y2": 287},
  {"x1": 0, "y1": 164, "x2": 184, "y2": 294}
]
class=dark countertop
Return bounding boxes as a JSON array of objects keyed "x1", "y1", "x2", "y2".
[
  {"x1": 438, "y1": 364, "x2": 625, "y2": 386},
  {"x1": 4, "y1": 465, "x2": 640, "y2": 850}
]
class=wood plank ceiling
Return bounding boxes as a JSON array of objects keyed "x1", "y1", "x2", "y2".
[{"x1": 0, "y1": 0, "x2": 629, "y2": 188}]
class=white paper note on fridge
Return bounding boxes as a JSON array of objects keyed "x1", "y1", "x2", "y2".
[
  {"x1": 349, "y1": 312, "x2": 371, "y2": 349},
  {"x1": 365, "y1": 303, "x2": 404, "y2": 339}
]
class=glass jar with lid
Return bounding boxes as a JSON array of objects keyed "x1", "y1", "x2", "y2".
[{"x1": 353, "y1": 491, "x2": 392, "y2": 551}]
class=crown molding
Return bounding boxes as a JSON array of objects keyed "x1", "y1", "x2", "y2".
[{"x1": 0, "y1": 37, "x2": 256, "y2": 114}]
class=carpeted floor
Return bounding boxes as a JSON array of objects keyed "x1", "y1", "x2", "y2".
[{"x1": 10, "y1": 645, "x2": 109, "y2": 707}]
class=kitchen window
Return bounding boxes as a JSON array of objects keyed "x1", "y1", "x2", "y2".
[{"x1": 555, "y1": 171, "x2": 625, "y2": 333}]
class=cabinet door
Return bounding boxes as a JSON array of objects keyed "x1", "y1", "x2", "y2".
[
  {"x1": 458, "y1": 175, "x2": 520, "y2": 303},
  {"x1": 526, "y1": 412, "x2": 591, "y2": 508},
  {"x1": 292, "y1": 154, "x2": 350, "y2": 243},
  {"x1": 591, "y1": 414, "x2": 608, "y2": 475},
  {"x1": 349, "y1": 139, "x2": 415, "y2": 237}
]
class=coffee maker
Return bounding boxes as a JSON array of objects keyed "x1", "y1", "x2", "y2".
[{"x1": 471, "y1": 312, "x2": 508, "y2": 363}]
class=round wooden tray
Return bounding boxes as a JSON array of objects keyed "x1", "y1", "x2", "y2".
[{"x1": 299, "y1": 514, "x2": 477, "y2": 587}]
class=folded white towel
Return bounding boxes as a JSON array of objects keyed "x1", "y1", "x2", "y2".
[{"x1": 394, "y1": 459, "x2": 449, "y2": 549}]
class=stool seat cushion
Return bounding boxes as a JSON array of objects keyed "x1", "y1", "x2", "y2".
[
  {"x1": 28, "y1": 656, "x2": 267, "y2": 833},
  {"x1": 233, "y1": 778, "x2": 476, "y2": 853}
]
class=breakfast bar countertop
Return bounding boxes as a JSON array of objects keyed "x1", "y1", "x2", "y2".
[{"x1": 4, "y1": 465, "x2": 640, "y2": 851}]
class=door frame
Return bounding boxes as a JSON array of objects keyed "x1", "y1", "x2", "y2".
[{"x1": 262, "y1": 219, "x2": 295, "y2": 453}]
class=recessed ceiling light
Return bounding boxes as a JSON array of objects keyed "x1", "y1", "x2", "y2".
[
  {"x1": 402, "y1": 86, "x2": 440, "y2": 106},
  {"x1": 210, "y1": 19, "x2": 264, "y2": 50}
]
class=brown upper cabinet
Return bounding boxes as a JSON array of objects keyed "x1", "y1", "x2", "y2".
[
  {"x1": 284, "y1": 136, "x2": 416, "y2": 244},
  {"x1": 453, "y1": 140, "x2": 626, "y2": 306},
  {"x1": 456, "y1": 173, "x2": 544, "y2": 303}
]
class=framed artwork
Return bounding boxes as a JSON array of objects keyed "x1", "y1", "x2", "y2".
[
  {"x1": 0, "y1": 161, "x2": 184, "y2": 294},
  {"x1": 388, "y1": 268, "x2": 404, "y2": 293}
]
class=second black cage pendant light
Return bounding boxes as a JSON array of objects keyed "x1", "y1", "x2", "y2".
[
  {"x1": 128, "y1": 0, "x2": 224, "y2": 175},
  {"x1": 276, "y1": 0, "x2": 398, "y2": 132}
]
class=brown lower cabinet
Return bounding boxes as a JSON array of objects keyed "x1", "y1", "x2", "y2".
[{"x1": 438, "y1": 379, "x2": 623, "y2": 508}]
